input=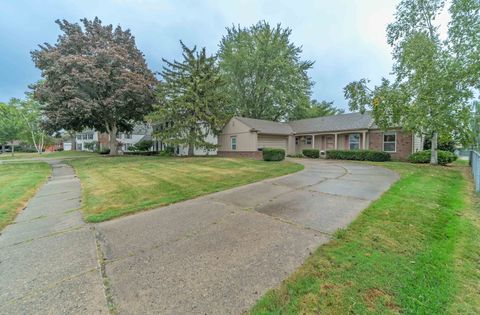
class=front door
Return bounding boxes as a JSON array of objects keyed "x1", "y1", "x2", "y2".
[{"x1": 325, "y1": 135, "x2": 335, "y2": 150}]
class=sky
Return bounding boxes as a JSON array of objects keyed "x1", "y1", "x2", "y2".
[{"x1": 0, "y1": 0, "x2": 415, "y2": 111}]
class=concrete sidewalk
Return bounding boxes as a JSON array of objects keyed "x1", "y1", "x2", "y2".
[{"x1": 0, "y1": 161, "x2": 108, "y2": 314}]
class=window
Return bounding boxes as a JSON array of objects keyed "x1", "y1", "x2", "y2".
[
  {"x1": 305, "y1": 136, "x2": 312, "y2": 145},
  {"x1": 349, "y1": 134, "x2": 360, "y2": 150},
  {"x1": 76, "y1": 135, "x2": 82, "y2": 140},
  {"x1": 383, "y1": 132, "x2": 396, "y2": 152},
  {"x1": 83, "y1": 134, "x2": 88, "y2": 140},
  {"x1": 231, "y1": 136, "x2": 237, "y2": 150},
  {"x1": 124, "y1": 133, "x2": 132, "y2": 139},
  {"x1": 295, "y1": 137, "x2": 299, "y2": 145},
  {"x1": 88, "y1": 133, "x2": 93, "y2": 140}
]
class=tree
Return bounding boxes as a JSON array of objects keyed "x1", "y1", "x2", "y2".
[
  {"x1": 10, "y1": 96, "x2": 49, "y2": 154},
  {"x1": 344, "y1": 0, "x2": 473, "y2": 164},
  {"x1": 218, "y1": 21, "x2": 314, "y2": 121},
  {"x1": 289, "y1": 99, "x2": 344, "y2": 121},
  {"x1": 149, "y1": 42, "x2": 228, "y2": 156},
  {"x1": 0, "y1": 103, "x2": 25, "y2": 156},
  {"x1": 31, "y1": 17, "x2": 157, "y2": 155},
  {"x1": 449, "y1": 0, "x2": 480, "y2": 149}
]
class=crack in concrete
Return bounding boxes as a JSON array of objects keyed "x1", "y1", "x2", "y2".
[
  {"x1": 1, "y1": 267, "x2": 99, "y2": 305},
  {"x1": 0, "y1": 226, "x2": 86, "y2": 250},
  {"x1": 93, "y1": 227, "x2": 117, "y2": 315}
]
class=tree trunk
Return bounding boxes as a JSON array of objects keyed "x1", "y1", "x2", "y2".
[
  {"x1": 70, "y1": 131, "x2": 76, "y2": 151},
  {"x1": 430, "y1": 131, "x2": 438, "y2": 165},
  {"x1": 188, "y1": 127, "x2": 195, "y2": 156},
  {"x1": 11, "y1": 141, "x2": 15, "y2": 157},
  {"x1": 109, "y1": 124, "x2": 118, "y2": 155},
  {"x1": 2, "y1": 144, "x2": 5, "y2": 153}
]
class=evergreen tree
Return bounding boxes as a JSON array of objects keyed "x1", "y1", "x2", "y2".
[{"x1": 149, "y1": 42, "x2": 227, "y2": 156}]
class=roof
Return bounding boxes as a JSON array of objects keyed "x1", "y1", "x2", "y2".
[
  {"x1": 233, "y1": 112, "x2": 375, "y2": 135},
  {"x1": 288, "y1": 112, "x2": 374, "y2": 134},
  {"x1": 235, "y1": 117, "x2": 294, "y2": 135}
]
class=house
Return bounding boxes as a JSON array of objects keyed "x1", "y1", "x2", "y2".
[
  {"x1": 69, "y1": 123, "x2": 217, "y2": 155},
  {"x1": 217, "y1": 112, "x2": 423, "y2": 160}
]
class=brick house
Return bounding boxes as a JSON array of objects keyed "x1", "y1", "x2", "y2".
[{"x1": 217, "y1": 112, "x2": 423, "y2": 160}]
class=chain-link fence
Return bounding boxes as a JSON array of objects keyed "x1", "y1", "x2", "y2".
[{"x1": 471, "y1": 151, "x2": 480, "y2": 192}]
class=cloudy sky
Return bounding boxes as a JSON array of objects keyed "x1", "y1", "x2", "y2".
[{"x1": 0, "y1": 0, "x2": 406, "y2": 110}]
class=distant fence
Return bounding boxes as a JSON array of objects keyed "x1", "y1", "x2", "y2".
[{"x1": 472, "y1": 151, "x2": 480, "y2": 192}]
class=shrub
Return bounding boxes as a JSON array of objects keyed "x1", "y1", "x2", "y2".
[
  {"x1": 263, "y1": 147, "x2": 285, "y2": 161},
  {"x1": 326, "y1": 150, "x2": 391, "y2": 162},
  {"x1": 287, "y1": 153, "x2": 304, "y2": 158},
  {"x1": 133, "y1": 140, "x2": 153, "y2": 152},
  {"x1": 408, "y1": 150, "x2": 457, "y2": 165},
  {"x1": 99, "y1": 148, "x2": 110, "y2": 155},
  {"x1": 302, "y1": 149, "x2": 320, "y2": 158}
]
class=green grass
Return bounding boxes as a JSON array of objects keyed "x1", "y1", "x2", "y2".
[
  {"x1": 0, "y1": 162, "x2": 51, "y2": 230},
  {"x1": 0, "y1": 150, "x2": 95, "y2": 160},
  {"x1": 68, "y1": 156, "x2": 303, "y2": 222},
  {"x1": 251, "y1": 162, "x2": 480, "y2": 314}
]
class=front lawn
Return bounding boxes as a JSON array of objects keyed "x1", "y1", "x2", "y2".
[
  {"x1": 0, "y1": 162, "x2": 51, "y2": 230},
  {"x1": 0, "y1": 150, "x2": 95, "y2": 160},
  {"x1": 252, "y1": 162, "x2": 480, "y2": 314},
  {"x1": 68, "y1": 156, "x2": 303, "y2": 222}
]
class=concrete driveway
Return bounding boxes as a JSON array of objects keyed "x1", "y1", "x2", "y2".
[
  {"x1": 0, "y1": 158, "x2": 398, "y2": 315},
  {"x1": 95, "y1": 159, "x2": 398, "y2": 314}
]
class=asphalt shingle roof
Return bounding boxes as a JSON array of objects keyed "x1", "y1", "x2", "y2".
[
  {"x1": 235, "y1": 117, "x2": 294, "y2": 135},
  {"x1": 288, "y1": 112, "x2": 374, "y2": 134},
  {"x1": 235, "y1": 112, "x2": 374, "y2": 135}
]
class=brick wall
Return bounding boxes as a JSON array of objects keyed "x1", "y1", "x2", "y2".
[
  {"x1": 369, "y1": 130, "x2": 412, "y2": 161},
  {"x1": 217, "y1": 151, "x2": 263, "y2": 159}
]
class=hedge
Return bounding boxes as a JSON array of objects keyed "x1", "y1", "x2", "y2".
[
  {"x1": 326, "y1": 150, "x2": 391, "y2": 162},
  {"x1": 408, "y1": 150, "x2": 457, "y2": 165},
  {"x1": 263, "y1": 148, "x2": 285, "y2": 161},
  {"x1": 302, "y1": 149, "x2": 320, "y2": 158}
]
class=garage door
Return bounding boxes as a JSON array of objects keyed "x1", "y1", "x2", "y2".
[{"x1": 258, "y1": 135, "x2": 288, "y2": 150}]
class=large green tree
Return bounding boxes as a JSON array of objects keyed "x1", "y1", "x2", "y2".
[
  {"x1": 32, "y1": 17, "x2": 157, "y2": 155},
  {"x1": 289, "y1": 99, "x2": 344, "y2": 121},
  {"x1": 344, "y1": 0, "x2": 473, "y2": 164},
  {"x1": 149, "y1": 42, "x2": 228, "y2": 156},
  {"x1": 0, "y1": 103, "x2": 25, "y2": 156},
  {"x1": 218, "y1": 21, "x2": 314, "y2": 121}
]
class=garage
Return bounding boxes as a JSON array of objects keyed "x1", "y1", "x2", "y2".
[{"x1": 257, "y1": 135, "x2": 288, "y2": 150}]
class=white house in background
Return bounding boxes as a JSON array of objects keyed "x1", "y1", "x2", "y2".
[
  {"x1": 68, "y1": 123, "x2": 217, "y2": 155},
  {"x1": 74, "y1": 129, "x2": 98, "y2": 151}
]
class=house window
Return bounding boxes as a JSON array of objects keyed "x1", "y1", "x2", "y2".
[
  {"x1": 231, "y1": 136, "x2": 237, "y2": 150},
  {"x1": 83, "y1": 134, "x2": 88, "y2": 140},
  {"x1": 88, "y1": 133, "x2": 93, "y2": 140},
  {"x1": 124, "y1": 133, "x2": 132, "y2": 139},
  {"x1": 76, "y1": 135, "x2": 82, "y2": 140},
  {"x1": 349, "y1": 134, "x2": 360, "y2": 150},
  {"x1": 305, "y1": 136, "x2": 312, "y2": 145},
  {"x1": 295, "y1": 137, "x2": 299, "y2": 145},
  {"x1": 383, "y1": 132, "x2": 396, "y2": 152}
]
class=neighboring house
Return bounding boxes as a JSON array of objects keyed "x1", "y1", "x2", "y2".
[
  {"x1": 68, "y1": 123, "x2": 217, "y2": 155},
  {"x1": 74, "y1": 129, "x2": 98, "y2": 151},
  {"x1": 152, "y1": 121, "x2": 218, "y2": 156},
  {"x1": 218, "y1": 112, "x2": 423, "y2": 160}
]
